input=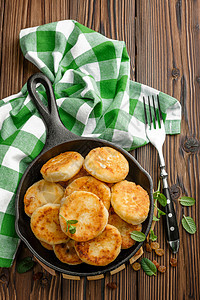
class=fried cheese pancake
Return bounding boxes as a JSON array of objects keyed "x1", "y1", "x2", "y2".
[
  {"x1": 24, "y1": 179, "x2": 64, "y2": 217},
  {"x1": 59, "y1": 191, "x2": 108, "y2": 242},
  {"x1": 64, "y1": 176, "x2": 111, "y2": 210},
  {"x1": 53, "y1": 239, "x2": 82, "y2": 265},
  {"x1": 67, "y1": 167, "x2": 89, "y2": 185},
  {"x1": 31, "y1": 204, "x2": 68, "y2": 245},
  {"x1": 40, "y1": 241, "x2": 53, "y2": 250},
  {"x1": 83, "y1": 147, "x2": 129, "y2": 183},
  {"x1": 108, "y1": 207, "x2": 142, "y2": 249},
  {"x1": 74, "y1": 224, "x2": 122, "y2": 266},
  {"x1": 111, "y1": 180, "x2": 150, "y2": 225},
  {"x1": 58, "y1": 167, "x2": 89, "y2": 188},
  {"x1": 41, "y1": 152, "x2": 84, "y2": 182}
]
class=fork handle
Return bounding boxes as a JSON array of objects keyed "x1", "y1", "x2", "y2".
[{"x1": 161, "y1": 184, "x2": 180, "y2": 253}]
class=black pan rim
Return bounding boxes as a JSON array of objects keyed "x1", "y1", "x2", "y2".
[{"x1": 15, "y1": 137, "x2": 154, "y2": 277}]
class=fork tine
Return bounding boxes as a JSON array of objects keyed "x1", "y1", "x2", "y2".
[
  {"x1": 157, "y1": 95, "x2": 164, "y2": 128},
  {"x1": 147, "y1": 96, "x2": 153, "y2": 124},
  {"x1": 152, "y1": 95, "x2": 158, "y2": 123},
  {"x1": 143, "y1": 97, "x2": 148, "y2": 125},
  {"x1": 157, "y1": 95, "x2": 163, "y2": 120}
]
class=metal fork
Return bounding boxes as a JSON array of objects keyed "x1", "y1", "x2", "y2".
[{"x1": 143, "y1": 95, "x2": 180, "y2": 253}]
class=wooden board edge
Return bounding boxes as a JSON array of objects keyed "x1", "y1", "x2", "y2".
[
  {"x1": 110, "y1": 264, "x2": 125, "y2": 275},
  {"x1": 62, "y1": 274, "x2": 81, "y2": 280},
  {"x1": 87, "y1": 274, "x2": 104, "y2": 280},
  {"x1": 129, "y1": 247, "x2": 144, "y2": 265}
]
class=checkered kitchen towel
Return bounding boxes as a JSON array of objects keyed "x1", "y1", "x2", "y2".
[{"x1": 0, "y1": 20, "x2": 181, "y2": 267}]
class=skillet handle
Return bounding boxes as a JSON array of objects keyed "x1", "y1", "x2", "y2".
[{"x1": 27, "y1": 73, "x2": 78, "y2": 151}]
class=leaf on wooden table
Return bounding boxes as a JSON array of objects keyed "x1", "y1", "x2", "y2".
[
  {"x1": 141, "y1": 258, "x2": 157, "y2": 276},
  {"x1": 16, "y1": 257, "x2": 35, "y2": 274},
  {"x1": 182, "y1": 215, "x2": 196, "y2": 234},
  {"x1": 179, "y1": 196, "x2": 195, "y2": 206}
]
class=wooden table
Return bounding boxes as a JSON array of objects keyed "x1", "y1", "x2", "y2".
[{"x1": 0, "y1": 0, "x2": 199, "y2": 299}]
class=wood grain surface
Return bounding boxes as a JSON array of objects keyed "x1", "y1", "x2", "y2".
[{"x1": 0, "y1": 0, "x2": 199, "y2": 299}]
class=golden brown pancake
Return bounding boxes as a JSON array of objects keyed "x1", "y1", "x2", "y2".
[
  {"x1": 59, "y1": 191, "x2": 108, "y2": 242},
  {"x1": 31, "y1": 204, "x2": 68, "y2": 245},
  {"x1": 24, "y1": 179, "x2": 64, "y2": 217},
  {"x1": 40, "y1": 241, "x2": 53, "y2": 250},
  {"x1": 83, "y1": 147, "x2": 129, "y2": 183},
  {"x1": 111, "y1": 180, "x2": 150, "y2": 225},
  {"x1": 64, "y1": 176, "x2": 111, "y2": 210},
  {"x1": 53, "y1": 239, "x2": 82, "y2": 265},
  {"x1": 74, "y1": 224, "x2": 122, "y2": 266},
  {"x1": 40, "y1": 151, "x2": 84, "y2": 182},
  {"x1": 58, "y1": 167, "x2": 89, "y2": 188},
  {"x1": 108, "y1": 207, "x2": 142, "y2": 249}
]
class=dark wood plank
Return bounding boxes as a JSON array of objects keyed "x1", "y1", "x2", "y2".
[{"x1": 136, "y1": 1, "x2": 200, "y2": 299}]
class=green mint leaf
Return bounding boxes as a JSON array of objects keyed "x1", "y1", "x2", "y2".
[
  {"x1": 141, "y1": 258, "x2": 157, "y2": 276},
  {"x1": 149, "y1": 230, "x2": 157, "y2": 241},
  {"x1": 69, "y1": 225, "x2": 76, "y2": 234},
  {"x1": 156, "y1": 193, "x2": 167, "y2": 207},
  {"x1": 16, "y1": 257, "x2": 35, "y2": 274},
  {"x1": 154, "y1": 191, "x2": 167, "y2": 207},
  {"x1": 67, "y1": 220, "x2": 78, "y2": 224},
  {"x1": 153, "y1": 215, "x2": 160, "y2": 221},
  {"x1": 130, "y1": 231, "x2": 146, "y2": 242},
  {"x1": 182, "y1": 215, "x2": 196, "y2": 234},
  {"x1": 179, "y1": 196, "x2": 195, "y2": 207},
  {"x1": 157, "y1": 208, "x2": 166, "y2": 218}
]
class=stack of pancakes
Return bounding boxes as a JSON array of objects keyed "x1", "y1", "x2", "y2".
[{"x1": 24, "y1": 147, "x2": 150, "y2": 266}]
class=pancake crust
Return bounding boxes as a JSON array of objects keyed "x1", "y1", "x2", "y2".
[
  {"x1": 83, "y1": 147, "x2": 129, "y2": 183},
  {"x1": 24, "y1": 179, "x2": 64, "y2": 217},
  {"x1": 40, "y1": 241, "x2": 53, "y2": 250},
  {"x1": 53, "y1": 240, "x2": 82, "y2": 265},
  {"x1": 74, "y1": 224, "x2": 122, "y2": 266},
  {"x1": 41, "y1": 152, "x2": 84, "y2": 182},
  {"x1": 64, "y1": 176, "x2": 111, "y2": 210},
  {"x1": 111, "y1": 180, "x2": 150, "y2": 225},
  {"x1": 31, "y1": 204, "x2": 68, "y2": 245},
  {"x1": 59, "y1": 191, "x2": 108, "y2": 242},
  {"x1": 108, "y1": 207, "x2": 142, "y2": 249}
]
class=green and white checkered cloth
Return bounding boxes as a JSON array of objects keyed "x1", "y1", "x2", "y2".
[{"x1": 0, "y1": 20, "x2": 181, "y2": 267}]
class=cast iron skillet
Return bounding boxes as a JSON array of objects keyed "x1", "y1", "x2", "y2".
[{"x1": 15, "y1": 73, "x2": 154, "y2": 277}]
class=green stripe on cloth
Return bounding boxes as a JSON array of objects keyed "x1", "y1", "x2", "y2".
[{"x1": 0, "y1": 20, "x2": 181, "y2": 267}]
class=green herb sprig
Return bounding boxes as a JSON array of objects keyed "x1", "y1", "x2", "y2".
[
  {"x1": 153, "y1": 181, "x2": 166, "y2": 220},
  {"x1": 149, "y1": 229, "x2": 157, "y2": 241},
  {"x1": 59, "y1": 214, "x2": 78, "y2": 234}
]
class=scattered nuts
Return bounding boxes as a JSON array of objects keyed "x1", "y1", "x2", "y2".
[
  {"x1": 170, "y1": 257, "x2": 178, "y2": 267},
  {"x1": 150, "y1": 242, "x2": 160, "y2": 250},
  {"x1": 155, "y1": 248, "x2": 165, "y2": 256},
  {"x1": 145, "y1": 243, "x2": 152, "y2": 252},
  {"x1": 152, "y1": 260, "x2": 160, "y2": 269},
  {"x1": 33, "y1": 272, "x2": 43, "y2": 281},
  {"x1": 107, "y1": 282, "x2": 117, "y2": 289},
  {"x1": 158, "y1": 266, "x2": 166, "y2": 273},
  {"x1": 132, "y1": 262, "x2": 141, "y2": 271}
]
